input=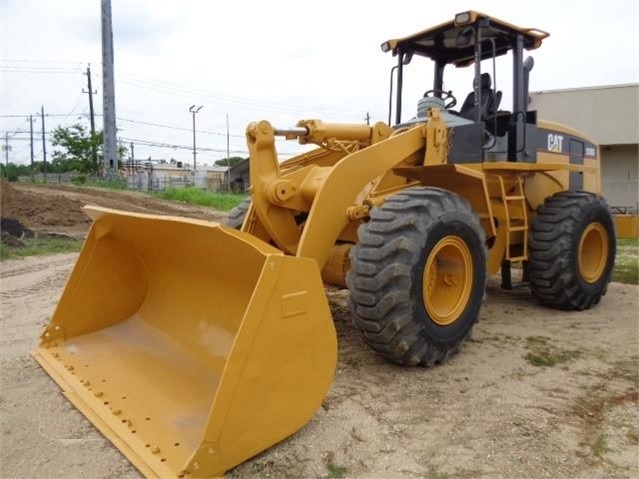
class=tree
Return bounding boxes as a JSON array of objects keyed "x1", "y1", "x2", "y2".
[
  {"x1": 51, "y1": 124, "x2": 103, "y2": 175},
  {"x1": 0, "y1": 162, "x2": 32, "y2": 181},
  {"x1": 214, "y1": 156, "x2": 246, "y2": 167},
  {"x1": 50, "y1": 123, "x2": 129, "y2": 176}
]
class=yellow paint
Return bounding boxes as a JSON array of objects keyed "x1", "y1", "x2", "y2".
[
  {"x1": 615, "y1": 215, "x2": 638, "y2": 239},
  {"x1": 578, "y1": 223, "x2": 609, "y2": 283},
  {"x1": 422, "y1": 236, "x2": 473, "y2": 326},
  {"x1": 34, "y1": 206, "x2": 337, "y2": 479}
]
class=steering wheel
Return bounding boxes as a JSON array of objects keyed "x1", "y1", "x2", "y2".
[{"x1": 423, "y1": 89, "x2": 457, "y2": 110}]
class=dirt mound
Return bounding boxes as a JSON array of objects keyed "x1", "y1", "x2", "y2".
[
  {"x1": 1, "y1": 180, "x2": 91, "y2": 236},
  {"x1": 1, "y1": 183, "x2": 228, "y2": 239}
]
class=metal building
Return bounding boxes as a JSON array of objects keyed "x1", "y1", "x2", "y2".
[{"x1": 529, "y1": 83, "x2": 638, "y2": 212}]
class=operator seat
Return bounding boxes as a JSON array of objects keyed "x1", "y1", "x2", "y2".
[{"x1": 459, "y1": 73, "x2": 501, "y2": 121}]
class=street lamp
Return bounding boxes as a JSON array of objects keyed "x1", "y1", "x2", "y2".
[{"x1": 189, "y1": 105, "x2": 203, "y2": 171}]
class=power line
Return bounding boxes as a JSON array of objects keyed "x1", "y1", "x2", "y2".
[
  {"x1": 0, "y1": 68, "x2": 82, "y2": 74},
  {"x1": 118, "y1": 136, "x2": 298, "y2": 157},
  {"x1": 2, "y1": 113, "x2": 301, "y2": 150},
  {"x1": 118, "y1": 136, "x2": 248, "y2": 154},
  {"x1": 107, "y1": 70, "x2": 362, "y2": 118},
  {"x1": 113, "y1": 116, "x2": 245, "y2": 138},
  {"x1": 0, "y1": 59, "x2": 90, "y2": 65}
]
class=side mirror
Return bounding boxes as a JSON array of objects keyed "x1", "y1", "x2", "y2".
[
  {"x1": 523, "y1": 56, "x2": 535, "y2": 72},
  {"x1": 455, "y1": 27, "x2": 473, "y2": 47},
  {"x1": 402, "y1": 50, "x2": 414, "y2": 65}
]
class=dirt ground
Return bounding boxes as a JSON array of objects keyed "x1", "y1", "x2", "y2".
[
  {"x1": 0, "y1": 181, "x2": 225, "y2": 239},
  {"x1": 1, "y1": 183, "x2": 638, "y2": 479}
]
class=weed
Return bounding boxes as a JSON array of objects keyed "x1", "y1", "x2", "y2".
[
  {"x1": 525, "y1": 335, "x2": 550, "y2": 346},
  {"x1": 525, "y1": 350, "x2": 581, "y2": 367},
  {"x1": 155, "y1": 188, "x2": 247, "y2": 211},
  {"x1": 424, "y1": 466, "x2": 449, "y2": 479},
  {"x1": 592, "y1": 435, "x2": 611, "y2": 456},
  {"x1": 524, "y1": 336, "x2": 581, "y2": 367},
  {"x1": 80, "y1": 178, "x2": 127, "y2": 190},
  {"x1": 613, "y1": 238, "x2": 638, "y2": 285},
  {"x1": 325, "y1": 461, "x2": 348, "y2": 478},
  {"x1": 0, "y1": 236, "x2": 83, "y2": 261}
]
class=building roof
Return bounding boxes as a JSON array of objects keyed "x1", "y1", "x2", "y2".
[{"x1": 531, "y1": 83, "x2": 639, "y2": 95}]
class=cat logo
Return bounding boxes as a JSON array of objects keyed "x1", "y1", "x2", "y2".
[{"x1": 547, "y1": 133, "x2": 564, "y2": 152}]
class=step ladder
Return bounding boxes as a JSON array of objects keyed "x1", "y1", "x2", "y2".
[{"x1": 497, "y1": 175, "x2": 529, "y2": 263}]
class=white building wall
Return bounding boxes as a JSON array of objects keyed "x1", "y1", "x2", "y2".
[
  {"x1": 530, "y1": 84, "x2": 638, "y2": 210},
  {"x1": 601, "y1": 145, "x2": 638, "y2": 211},
  {"x1": 529, "y1": 84, "x2": 638, "y2": 145}
]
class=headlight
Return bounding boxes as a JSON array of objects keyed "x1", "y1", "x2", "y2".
[
  {"x1": 454, "y1": 11, "x2": 471, "y2": 25},
  {"x1": 381, "y1": 41, "x2": 391, "y2": 53}
]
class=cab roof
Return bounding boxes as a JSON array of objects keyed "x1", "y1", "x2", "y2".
[{"x1": 383, "y1": 11, "x2": 549, "y2": 67}]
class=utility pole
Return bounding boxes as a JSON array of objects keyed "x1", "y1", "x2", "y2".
[
  {"x1": 130, "y1": 142, "x2": 134, "y2": 173},
  {"x1": 3, "y1": 132, "x2": 9, "y2": 179},
  {"x1": 189, "y1": 105, "x2": 203, "y2": 172},
  {"x1": 29, "y1": 115, "x2": 34, "y2": 181},
  {"x1": 364, "y1": 111, "x2": 371, "y2": 125},
  {"x1": 83, "y1": 64, "x2": 98, "y2": 173},
  {"x1": 226, "y1": 113, "x2": 231, "y2": 193},
  {"x1": 101, "y1": 0, "x2": 118, "y2": 178},
  {"x1": 41, "y1": 105, "x2": 47, "y2": 182}
]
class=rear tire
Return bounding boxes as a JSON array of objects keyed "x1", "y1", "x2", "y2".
[
  {"x1": 528, "y1": 191, "x2": 616, "y2": 310},
  {"x1": 225, "y1": 197, "x2": 251, "y2": 229},
  {"x1": 346, "y1": 187, "x2": 486, "y2": 366}
]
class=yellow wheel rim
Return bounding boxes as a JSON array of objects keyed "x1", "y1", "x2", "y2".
[
  {"x1": 578, "y1": 222, "x2": 609, "y2": 283},
  {"x1": 422, "y1": 236, "x2": 473, "y2": 326}
]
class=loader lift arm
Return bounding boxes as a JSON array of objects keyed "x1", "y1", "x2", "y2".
[{"x1": 247, "y1": 119, "x2": 420, "y2": 267}]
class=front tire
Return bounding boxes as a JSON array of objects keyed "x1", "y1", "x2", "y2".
[
  {"x1": 346, "y1": 187, "x2": 487, "y2": 366},
  {"x1": 225, "y1": 197, "x2": 251, "y2": 229},
  {"x1": 528, "y1": 191, "x2": 616, "y2": 310}
]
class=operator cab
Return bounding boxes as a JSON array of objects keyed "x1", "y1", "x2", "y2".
[{"x1": 382, "y1": 11, "x2": 549, "y2": 162}]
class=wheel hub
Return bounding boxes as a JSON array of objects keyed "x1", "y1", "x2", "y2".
[
  {"x1": 422, "y1": 236, "x2": 473, "y2": 326},
  {"x1": 578, "y1": 222, "x2": 609, "y2": 283}
]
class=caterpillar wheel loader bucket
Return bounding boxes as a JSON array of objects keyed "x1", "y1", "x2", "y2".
[{"x1": 32, "y1": 206, "x2": 337, "y2": 479}]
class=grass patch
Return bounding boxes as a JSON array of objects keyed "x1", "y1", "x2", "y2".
[
  {"x1": 424, "y1": 466, "x2": 449, "y2": 479},
  {"x1": 524, "y1": 336, "x2": 581, "y2": 367},
  {"x1": 0, "y1": 236, "x2": 83, "y2": 260},
  {"x1": 325, "y1": 462, "x2": 348, "y2": 479},
  {"x1": 569, "y1": 369, "x2": 638, "y2": 460},
  {"x1": 155, "y1": 188, "x2": 247, "y2": 211},
  {"x1": 592, "y1": 434, "x2": 611, "y2": 457},
  {"x1": 613, "y1": 237, "x2": 638, "y2": 285},
  {"x1": 72, "y1": 176, "x2": 127, "y2": 190}
]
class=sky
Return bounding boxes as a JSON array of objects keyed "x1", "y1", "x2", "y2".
[{"x1": 1, "y1": 0, "x2": 638, "y2": 168}]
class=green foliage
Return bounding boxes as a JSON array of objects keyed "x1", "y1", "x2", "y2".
[
  {"x1": 81, "y1": 178, "x2": 127, "y2": 190},
  {"x1": 424, "y1": 466, "x2": 450, "y2": 479},
  {"x1": 613, "y1": 238, "x2": 638, "y2": 285},
  {"x1": 0, "y1": 162, "x2": 34, "y2": 181},
  {"x1": 71, "y1": 175, "x2": 87, "y2": 185},
  {"x1": 325, "y1": 462, "x2": 347, "y2": 479},
  {"x1": 214, "y1": 156, "x2": 246, "y2": 167},
  {"x1": 524, "y1": 336, "x2": 581, "y2": 367},
  {"x1": 51, "y1": 123, "x2": 103, "y2": 174},
  {"x1": 155, "y1": 188, "x2": 247, "y2": 211},
  {"x1": 50, "y1": 123, "x2": 128, "y2": 175},
  {"x1": 593, "y1": 435, "x2": 611, "y2": 456},
  {"x1": 0, "y1": 236, "x2": 84, "y2": 261}
]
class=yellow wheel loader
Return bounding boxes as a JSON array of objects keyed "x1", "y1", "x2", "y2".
[{"x1": 34, "y1": 11, "x2": 616, "y2": 478}]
